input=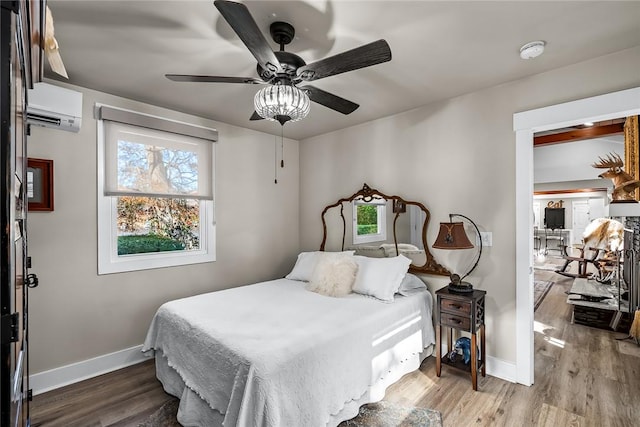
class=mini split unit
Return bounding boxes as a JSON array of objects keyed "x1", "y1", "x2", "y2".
[{"x1": 27, "y1": 82, "x2": 82, "y2": 132}]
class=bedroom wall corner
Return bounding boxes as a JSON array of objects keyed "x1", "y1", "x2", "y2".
[{"x1": 26, "y1": 81, "x2": 300, "y2": 381}]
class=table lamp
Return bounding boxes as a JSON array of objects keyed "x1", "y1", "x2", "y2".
[{"x1": 433, "y1": 213, "x2": 483, "y2": 293}]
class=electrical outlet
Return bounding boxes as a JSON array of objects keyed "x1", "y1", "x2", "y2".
[{"x1": 479, "y1": 231, "x2": 492, "y2": 247}]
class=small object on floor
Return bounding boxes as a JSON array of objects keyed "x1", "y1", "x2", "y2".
[
  {"x1": 339, "y1": 401, "x2": 443, "y2": 427},
  {"x1": 449, "y1": 337, "x2": 472, "y2": 364}
]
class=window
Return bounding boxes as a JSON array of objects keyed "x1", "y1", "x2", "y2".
[
  {"x1": 97, "y1": 105, "x2": 217, "y2": 274},
  {"x1": 353, "y1": 200, "x2": 387, "y2": 244}
]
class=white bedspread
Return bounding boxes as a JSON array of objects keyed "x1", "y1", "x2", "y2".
[{"x1": 142, "y1": 278, "x2": 434, "y2": 427}]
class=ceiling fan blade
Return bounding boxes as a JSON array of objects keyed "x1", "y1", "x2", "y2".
[
  {"x1": 166, "y1": 74, "x2": 264, "y2": 84},
  {"x1": 45, "y1": 6, "x2": 68, "y2": 78},
  {"x1": 297, "y1": 39, "x2": 391, "y2": 82},
  {"x1": 214, "y1": 0, "x2": 283, "y2": 79},
  {"x1": 250, "y1": 111, "x2": 264, "y2": 121},
  {"x1": 300, "y1": 85, "x2": 359, "y2": 115}
]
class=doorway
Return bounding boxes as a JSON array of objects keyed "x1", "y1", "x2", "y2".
[{"x1": 514, "y1": 86, "x2": 640, "y2": 386}]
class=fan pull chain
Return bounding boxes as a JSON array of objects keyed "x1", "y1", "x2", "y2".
[
  {"x1": 281, "y1": 125, "x2": 285, "y2": 168},
  {"x1": 274, "y1": 133, "x2": 278, "y2": 184}
]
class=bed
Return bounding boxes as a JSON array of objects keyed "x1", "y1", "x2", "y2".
[
  {"x1": 142, "y1": 267, "x2": 435, "y2": 426},
  {"x1": 142, "y1": 183, "x2": 447, "y2": 426}
]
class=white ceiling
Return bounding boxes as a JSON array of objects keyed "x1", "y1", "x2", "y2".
[{"x1": 46, "y1": 0, "x2": 640, "y2": 141}]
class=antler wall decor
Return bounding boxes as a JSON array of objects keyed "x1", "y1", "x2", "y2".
[{"x1": 592, "y1": 152, "x2": 640, "y2": 201}]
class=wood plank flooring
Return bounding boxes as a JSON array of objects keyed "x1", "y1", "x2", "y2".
[{"x1": 31, "y1": 260, "x2": 640, "y2": 426}]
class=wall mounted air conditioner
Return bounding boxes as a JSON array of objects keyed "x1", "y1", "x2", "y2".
[{"x1": 27, "y1": 82, "x2": 82, "y2": 132}]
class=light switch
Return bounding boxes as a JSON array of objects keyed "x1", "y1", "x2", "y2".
[{"x1": 479, "y1": 231, "x2": 492, "y2": 247}]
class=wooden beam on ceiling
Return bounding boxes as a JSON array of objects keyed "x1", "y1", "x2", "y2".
[
  {"x1": 533, "y1": 188, "x2": 608, "y2": 196},
  {"x1": 534, "y1": 123, "x2": 624, "y2": 146}
]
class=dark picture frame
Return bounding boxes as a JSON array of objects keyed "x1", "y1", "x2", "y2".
[{"x1": 27, "y1": 158, "x2": 54, "y2": 211}]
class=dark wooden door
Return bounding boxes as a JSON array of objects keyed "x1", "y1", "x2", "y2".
[{"x1": 1, "y1": 1, "x2": 43, "y2": 426}]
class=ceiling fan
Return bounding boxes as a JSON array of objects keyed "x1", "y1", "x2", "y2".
[{"x1": 166, "y1": 0, "x2": 392, "y2": 125}]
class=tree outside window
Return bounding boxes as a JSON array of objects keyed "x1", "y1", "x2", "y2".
[
  {"x1": 117, "y1": 196, "x2": 200, "y2": 255},
  {"x1": 356, "y1": 204, "x2": 379, "y2": 235},
  {"x1": 353, "y1": 201, "x2": 387, "y2": 244}
]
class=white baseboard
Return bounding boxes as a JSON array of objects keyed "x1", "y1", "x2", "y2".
[
  {"x1": 485, "y1": 355, "x2": 517, "y2": 383},
  {"x1": 30, "y1": 343, "x2": 517, "y2": 396},
  {"x1": 30, "y1": 344, "x2": 149, "y2": 395}
]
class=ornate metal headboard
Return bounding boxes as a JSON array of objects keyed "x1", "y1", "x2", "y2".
[{"x1": 319, "y1": 183, "x2": 449, "y2": 276}]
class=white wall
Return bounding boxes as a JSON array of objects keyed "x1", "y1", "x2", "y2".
[
  {"x1": 27, "y1": 82, "x2": 300, "y2": 374},
  {"x1": 533, "y1": 194, "x2": 608, "y2": 244},
  {"x1": 299, "y1": 45, "x2": 640, "y2": 367},
  {"x1": 534, "y1": 136, "x2": 624, "y2": 184},
  {"x1": 533, "y1": 194, "x2": 607, "y2": 227}
]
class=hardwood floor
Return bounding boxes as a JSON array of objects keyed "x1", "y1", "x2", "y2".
[
  {"x1": 31, "y1": 360, "x2": 175, "y2": 427},
  {"x1": 32, "y1": 261, "x2": 640, "y2": 426}
]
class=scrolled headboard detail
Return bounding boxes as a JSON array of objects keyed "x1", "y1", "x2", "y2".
[{"x1": 319, "y1": 183, "x2": 450, "y2": 276}]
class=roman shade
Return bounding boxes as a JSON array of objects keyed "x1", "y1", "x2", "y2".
[{"x1": 96, "y1": 105, "x2": 216, "y2": 200}]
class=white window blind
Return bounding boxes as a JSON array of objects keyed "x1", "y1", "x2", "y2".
[{"x1": 103, "y1": 121, "x2": 213, "y2": 199}]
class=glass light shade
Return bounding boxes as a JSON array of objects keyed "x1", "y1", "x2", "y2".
[
  {"x1": 254, "y1": 85, "x2": 310, "y2": 125},
  {"x1": 432, "y1": 222, "x2": 474, "y2": 249}
]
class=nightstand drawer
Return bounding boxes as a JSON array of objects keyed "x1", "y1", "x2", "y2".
[
  {"x1": 441, "y1": 313, "x2": 471, "y2": 331},
  {"x1": 441, "y1": 298, "x2": 471, "y2": 315}
]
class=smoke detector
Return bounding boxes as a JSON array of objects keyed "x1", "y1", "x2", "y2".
[{"x1": 519, "y1": 41, "x2": 546, "y2": 59}]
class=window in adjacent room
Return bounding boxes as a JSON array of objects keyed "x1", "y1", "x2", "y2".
[
  {"x1": 96, "y1": 105, "x2": 217, "y2": 274},
  {"x1": 353, "y1": 199, "x2": 387, "y2": 244}
]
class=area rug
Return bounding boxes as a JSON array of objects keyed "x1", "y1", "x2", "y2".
[
  {"x1": 138, "y1": 399, "x2": 443, "y2": 427},
  {"x1": 137, "y1": 399, "x2": 180, "y2": 427},
  {"x1": 534, "y1": 280, "x2": 554, "y2": 311},
  {"x1": 339, "y1": 401, "x2": 443, "y2": 427}
]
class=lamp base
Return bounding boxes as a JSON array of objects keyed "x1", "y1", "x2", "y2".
[{"x1": 447, "y1": 281, "x2": 474, "y2": 293}]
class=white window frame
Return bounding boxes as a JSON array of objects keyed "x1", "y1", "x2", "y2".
[
  {"x1": 352, "y1": 200, "x2": 387, "y2": 244},
  {"x1": 96, "y1": 106, "x2": 216, "y2": 275}
]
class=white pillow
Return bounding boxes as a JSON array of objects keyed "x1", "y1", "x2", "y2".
[
  {"x1": 306, "y1": 253, "x2": 359, "y2": 297},
  {"x1": 352, "y1": 255, "x2": 412, "y2": 302},
  {"x1": 379, "y1": 243, "x2": 420, "y2": 257},
  {"x1": 285, "y1": 251, "x2": 355, "y2": 282},
  {"x1": 397, "y1": 273, "x2": 427, "y2": 296}
]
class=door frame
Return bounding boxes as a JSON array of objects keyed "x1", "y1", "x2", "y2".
[{"x1": 513, "y1": 86, "x2": 640, "y2": 386}]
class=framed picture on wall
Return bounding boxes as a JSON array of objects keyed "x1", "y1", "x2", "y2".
[{"x1": 27, "y1": 158, "x2": 54, "y2": 211}]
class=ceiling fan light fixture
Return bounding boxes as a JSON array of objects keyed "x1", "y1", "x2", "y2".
[
  {"x1": 519, "y1": 40, "x2": 546, "y2": 60},
  {"x1": 254, "y1": 84, "x2": 311, "y2": 125}
]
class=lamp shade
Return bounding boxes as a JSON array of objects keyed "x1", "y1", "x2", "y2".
[
  {"x1": 432, "y1": 222, "x2": 474, "y2": 249},
  {"x1": 254, "y1": 84, "x2": 310, "y2": 125}
]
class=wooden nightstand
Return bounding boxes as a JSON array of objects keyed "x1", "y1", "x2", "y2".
[{"x1": 435, "y1": 287, "x2": 486, "y2": 390}]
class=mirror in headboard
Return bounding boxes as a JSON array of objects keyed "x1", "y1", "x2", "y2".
[{"x1": 319, "y1": 183, "x2": 450, "y2": 276}]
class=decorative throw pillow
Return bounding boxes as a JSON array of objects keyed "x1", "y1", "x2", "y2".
[
  {"x1": 285, "y1": 251, "x2": 355, "y2": 282},
  {"x1": 306, "y1": 253, "x2": 359, "y2": 297},
  {"x1": 352, "y1": 255, "x2": 412, "y2": 302},
  {"x1": 397, "y1": 273, "x2": 427, "y2": 296}
]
